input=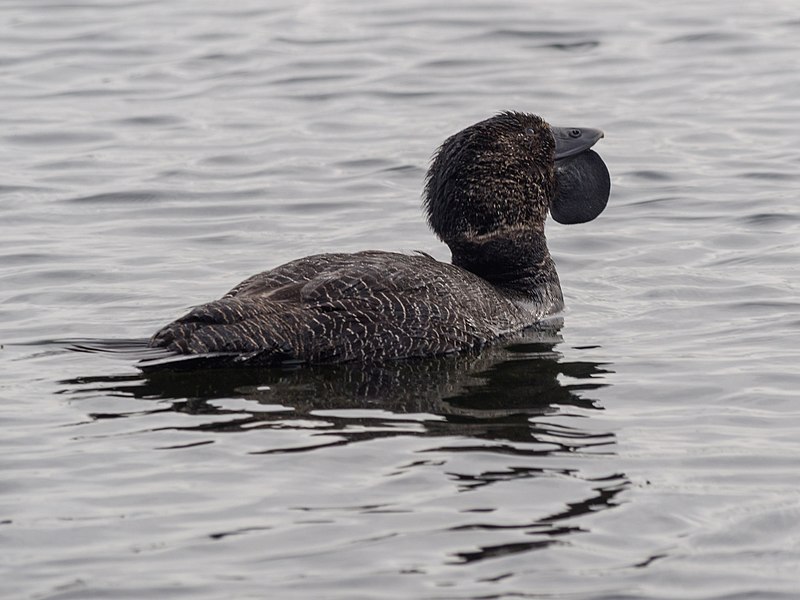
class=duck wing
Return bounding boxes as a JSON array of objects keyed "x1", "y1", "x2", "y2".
[{"x1": 149, "y1": 251, "x2": 526, "y2": 364}]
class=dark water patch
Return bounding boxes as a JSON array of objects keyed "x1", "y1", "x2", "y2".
[
  {"x1": 704, "y1": 252, "x2": 798, "y2": 268},
  {"x1": 380, "y1": 164, "x2": 423, "y2": 176},
  {"x1": 738, "y1": 212, "x2": 800, "y2": 226},
  {"x1": 540, "y1": 40, "x2": 600, "y2": 52},
  {"x1": 108, "y1": 114, "x2": 187, "y2": 128},
  {"x1": 466, "y1": 28, "x2": 602, "y2": 43},
  {"x1": 2, "y1": 28, "x2": 119, "y2": 44},
  {"x1": 273, "y1": 35, "x2": 382, "y2": 46},
  {"x1": 3, "y1": 269, "x2": 110, "y2": 291},
  {"x1": 270, "y1": 74, "x2": 356, "y2": 86},
  {"x1": 180, "y1": 6, "x2": 287, "y2": 20},
  {"x1": 713, "y1": 299, "x2": 800, "y2": 315},
  {"x1": 199, "y1": 154, "x2": 263, "y2": 167},
  {"x1": 270, "y1": 200, "x2": 365, "y2": 215},
  {"x1": 63, "y1": 191, "x2": 164, "y2": 205},
  {"x1": 624, "y1": 195, "x2": 682, "y2": 210},
  {"x1": 332, "y1": 158, "x2": 394, "y2": 171},
  {"x1": 738, "y1": 171, "x2": 796, "y2": 181},
  {"x1": 453, "y1": 538, "x2": 561, "y2": 563},
  {"x1": 280, "y1": 88, "x2": 441, "y2": 102},
  {"x1": 278, "y1": 57, "x2": 387, "y2": 73},
  {"x1": 625, "y1": 170, "x2": 675, "y2": 182},
  {"x1": 370, "y1": 15, "x2": 506, "y2": 29},
  {"x1": 369, "y1": 89, "x2": 442, "y2": 100},
  {"x1": 3, "y1": 45, "x2": 164, "y2": 69},
  {"x1": 0, "y1": 249, "x2": 51, "y2": 265},
  {"x1": 190, "y1": 51, "x2": 254, "y2": 64},
  {"x1": 60, "y1": 189, "x2": 274, "y2": 209},
  {"x1": 154, "y1": 165, "x2": 284, "y2": 182},
  {"x1": 41, "y1": 87, "x2": 149, "y2": 98},
  {"x1": 419, "y1": 57, "x2": 500, "y2": 70},
  {"x1": 182, "y1": 233, "x2": 243, "y2": 246},
  {"x1": 662, "y1": 31, "x2": 749, "y2": 45},
  {"x1": 3, "y1": 0, "x2": 158, "y2": 13},
  {"x1": 6, "y1": 130, "x2": 111, "y2": 146},
  {"x1": 0, "y1": 184, "x2": 56, "y2": 195}
]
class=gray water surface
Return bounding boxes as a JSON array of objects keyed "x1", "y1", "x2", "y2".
[{"x1": 1, "y1": 1, "x2": 799, "y2": 599}]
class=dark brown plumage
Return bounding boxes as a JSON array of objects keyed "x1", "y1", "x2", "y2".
[{"x1": 149, "y1": 111, "x2": 610, "y2": 366}]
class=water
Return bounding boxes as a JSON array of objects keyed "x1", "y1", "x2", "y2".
[{"x1": 1, "y1": 0, "x2": 799, "y2": 598}]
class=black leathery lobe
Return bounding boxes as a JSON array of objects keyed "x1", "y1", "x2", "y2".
[{"x1": 551, "y1": 150, "x2": 611, "y2": 225}]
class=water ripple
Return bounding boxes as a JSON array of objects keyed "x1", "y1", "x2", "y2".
[{"x1": 2, "y1": 0, "x2": 800, "y2": 598}]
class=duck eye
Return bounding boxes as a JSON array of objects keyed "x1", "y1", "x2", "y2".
[
  {"x1": 569, "y1": 129, "x2": 581, "y2": 138},
  {"x1": 525, "y1": 127, "x2": 535, "y2": 135}
]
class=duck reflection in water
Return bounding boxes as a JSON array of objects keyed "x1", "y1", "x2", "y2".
[
  {"x1": 62, "y1": 324, "x2": 626, "y2": 565},
  {"x1": 65, "y1": 323, "x2": 614, "y2": 454}
]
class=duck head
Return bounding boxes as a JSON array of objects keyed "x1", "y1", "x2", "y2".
[{"x1": 423, "y1": 111, "x2": 610, "y2": 248}]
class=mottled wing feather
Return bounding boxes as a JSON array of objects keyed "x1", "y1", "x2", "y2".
[
  {"x1": 150, "y1": 251, "x2": 529, "y2": 364},
  {"x1": 222, "y1": 254, "x2": 349, "y2": 299}
]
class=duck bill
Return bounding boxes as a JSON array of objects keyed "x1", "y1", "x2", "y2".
[{"x1": 552, "y1": 126, "x2": 605, "y2": 160}]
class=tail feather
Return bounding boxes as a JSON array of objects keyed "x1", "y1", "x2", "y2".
[{"x1": 149, "y1": 297, "x2": 304, "y2": 363}]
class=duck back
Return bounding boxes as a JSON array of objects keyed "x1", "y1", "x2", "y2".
[{"x1": 150, "y1": 251, "x2": 538, "y2": 365}]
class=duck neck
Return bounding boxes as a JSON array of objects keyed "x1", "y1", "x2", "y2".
[{"x1": 448, "y1": 227, "x2": 564, "y2": 311}]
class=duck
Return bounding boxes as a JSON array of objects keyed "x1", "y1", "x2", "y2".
[{"x1": 148, "y1": 111, "x2": 610, "y2": 366}]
